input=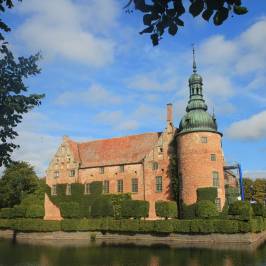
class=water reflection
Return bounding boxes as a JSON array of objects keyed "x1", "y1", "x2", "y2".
[{"x1": 0, "y1": 239, "x2": 265, "y2": 266}]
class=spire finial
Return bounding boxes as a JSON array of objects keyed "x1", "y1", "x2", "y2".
[{"x1": 192, "y1": 44, "x2": 197, "y2": 73}]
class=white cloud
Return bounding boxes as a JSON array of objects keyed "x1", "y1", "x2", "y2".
[
  {"x1": 243, "y1": 170, "x2": 266, "y2": 180},
  {"x1": 15, "y1": 0, "x2": 119, "y2": 67},
  {"x1": 225, "y1": 110, "x2": 266, "y2": 140},
  {"x1": 56, "y1": 84, "x2": 122, "y2": 106}
]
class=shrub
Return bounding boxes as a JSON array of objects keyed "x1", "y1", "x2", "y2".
[
  {"x1": 228, "y1": 201, "x2": 253, "y2": 221},
  {"x1": 12, "y1": 206, "x2": 26, "y2": 218},
  {"x1": 252, "y1": 203, "x2": 264, "y2": 216},
  {"x1": 190, "y1": 219, "x2": 214, "y2": 233},
  {"x1": 212, "y1": 220, "x2": 239, "y2": 234},
  {"x1": 182, "y1": 204, "x2": 196, "y2": 219},
  {"x1": 120, "y1": 219, "x2": 139, "y2": 232},
  {"x1": 154, "y1": 220, "x2": 173, "y2": 233},
  {"x1": 0, "y1": 219, "x2": 11, "y2": 229},
  {"x1": 197, "y1": 187, "x2": 217, "y2": 203},
  {"x1": 91, "y1": 198, "x2": 114, "y2": 218},
  {"x1": 225, "y1": 186, "x2": 239, "y2": 205},
  {"x1": 195, "y1": 200, "x2": 218, "y2": 219},
  {"x1": 155, "y1": 201, "x2": 177, "y2": 219},
  {"x1": 121, "y1": 200, "x2": 149, "y2": 219},
  {"x1": 60, "y1": 202, "x2": 80, "y2": 218},
  {"x1": 172, "y1": 219, "x2": 191, "y2": 233},
  {"x1": 11, "y1": 219, "x2": 61, "y2": 232},
  {"x1": 90, "y1": 181, "x2": 103, "y2": 195},
  {"x1": 138, "y1": 220, "x2": 154, "y2": 233},
  {"x1": 25, "y1": 205, "x2": 44, "y2": 218},
  {"x1": 0, "y1": 208, "x2": 14, "y2": 219}
]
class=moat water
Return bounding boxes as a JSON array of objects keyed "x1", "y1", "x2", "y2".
[{"x1": 0, "y1": 239, "x2": 266, "y2": 266}]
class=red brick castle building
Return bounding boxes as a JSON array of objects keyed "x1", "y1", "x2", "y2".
[{"x1": 45, "y1": 51, "x2": 227, "y2": 220}]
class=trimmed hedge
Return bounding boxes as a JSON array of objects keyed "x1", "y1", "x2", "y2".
[
  {"x1": 91, "y1": 198, "x2": 114, "y2": 218},
  {"x1": 195, "y1": 200, "x2": 218, "y2": 219},
  {"x1": 121, "y1": 200, "x2": 149, "y2": 219},
  {"x1": 225, "y1": 186, "x2": 239, "y2": 205},
  {"x1": 155, "y1": 201, "x2": 177, "y2": 219},
  {"x1": 228, "y1": 201, "x2": 253, "y2": 221},
  {"x1": 89, "y1": 181, "x2": 103, "y2": 195},
  {"x1": 197, "y1": 187, "x2": 217, "y2": 203},
  {"x1": 0, "y1": 208, "x2": 14, "y2": 218},
  {"x1": 0, "y1": 218, "x2": 265, "y2": 234},
  {"x1": 60, "y1": 202, "x2": 80, "y2": 218},
  {"x1": 182, "y1": 203, "x2": 196, "y2": 219},
  {"x1": 252, "y1": 203, "x2": 264, "y2": 217}
]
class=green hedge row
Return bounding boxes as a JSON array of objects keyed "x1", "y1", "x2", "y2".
[
  {"x1": 0, "y1": 205, "x2": 44, "y2": 219},
  {"x1": 121, "y1": 200, "x2": 149, "y2": 219},
  {"x1": 155, "y1": 201, "x2": 177, "y2": 219},
  {"x1": 1, "y1": 218, "x2": 265, "y2": 234}
]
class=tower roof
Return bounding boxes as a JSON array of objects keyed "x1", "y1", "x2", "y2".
[{"x1": 179, "y1": 47, "x2": 219, "y2": 135}]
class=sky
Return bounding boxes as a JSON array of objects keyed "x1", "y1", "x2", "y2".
[{"x1": 2, "y1": 0, "x2": 266, "y2": 179}]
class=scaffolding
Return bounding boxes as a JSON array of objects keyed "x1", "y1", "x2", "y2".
[{"x1": 224, "y1": 163, "x2": 244, "y2": 201}]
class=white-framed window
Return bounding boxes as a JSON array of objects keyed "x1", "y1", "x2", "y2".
[
  {"x1": 131, "y1": 178, "x2": 138, "y2": 193},
  {"x1": 211, "y1": 154, "x2": 216, "y2": 161},
  {"x1": 117, "y1": 179, "x2": 123, "y2": 193},
  {"x1": 119, "y1": 165, "x2": 124, "y2": 172},
  {"x1": 69, "y1": 169, "x2": 75, "y2": 177},
  {"x1": 84, "y1": 183, "x2": 90, "y2": 194},
  {"x1": 215, "y1": 198, "x2": 221, "y2": 211},
  {"x1": 66, "y1": 184, "x2": 71, "y2": 195},
  {"x1": 103, "y1": 180, "x2": 109, "y2": 193},
  {"x1": 51, "y1": 185, "x2": 57, "y2": 196},
  {"x1": 152, "y1": 162, "x2": 158, "y2": 170},
  {"x1": 54, "y1": 171, "x2": 59, "y2": 178},
  {"x1": 99, "y1": 167, "x2": 104, "y2": 174},
  {"x1": 212, "y1": 171, "x2": 220, "y2": 187},
  {"x1": 201, "y1": 136, "x2": 208, "y2": 143},
  {"x1": 155, "y1": 176, "x2": 163, "y2": 192}
]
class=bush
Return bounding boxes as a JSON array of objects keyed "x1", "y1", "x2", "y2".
[
  {"x1": 155, "y1": 201, "x2": 177, "y2": 219},
  {"x1": 228, "y1": 201, "x2": 253, "y2": 221},
  {"x1": 120, "y1": 219, "x2": 139, "y2": 232},
  {"x1": 154, "y1": 220, "x2": 173, "y2": 233},
  {"x1": 0, "y1": 208, "x2": 14, "y2": 218},
  {"x1": 172, "y1": 219, "x2": 191, "y2": 233},
  {"x1": 0, "y1": 219, "x2": 11, "y2": 229},
  {"x1": 225, "y1": 186, "x2": 239, "y2": 205},
  {"x1": 11, "y1": 219, "x2": 61, "y2": 232},
  {"x1": 121, "y1": 200, "x2": 149, "y2": 219},
  {"x1": 182, "y1": 203, "x2": 196, "y2": 219},
  {"x1": 196, "y1": 200, "x2": 218, "y2": 219},
  {"x1": 25, "y1": 205, "x2": 44, "y2": 218},
  {"x1": 252, "y1": 203, "x2": 264, "y2": 216},
  {"x1": 197, "y1": 187, "x2": 217, "y2": 203},
  {"x1": 91, "y1": 198, "x2": 114, "y2": 218},
  {"x1": 60, "y1": 202, "x2": 80, "y2": 218},
  {"x1": 190, "y1": 219, "x2": 214, "y2": 234},
  {"x1": 138, "y1": 220, "x2": 154, "y2": 233},
  {"x1": 212, "y1": 220, "x2": 239, "y2": 234},
  {"x1": 11, "y1": 206, "x2": 26, "y2": 218},
  {"x1": 90, "y1": 181, "x2": 103, "y2": 195}
]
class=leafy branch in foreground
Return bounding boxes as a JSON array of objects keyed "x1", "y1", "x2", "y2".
[{"x1": 125, "y1": 0, "x2": 248, "y2": 45}]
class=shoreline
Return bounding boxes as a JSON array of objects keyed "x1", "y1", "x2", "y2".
[{"x1": 1, "y1": 230, "x2": 266, "y2": 250}]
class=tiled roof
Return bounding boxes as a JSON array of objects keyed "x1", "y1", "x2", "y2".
[{"x1": 66, "y1": 133, "x2": 160, "y2": 168}]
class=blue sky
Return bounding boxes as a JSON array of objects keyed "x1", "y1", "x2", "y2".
[{"x1": 2, "y1": 0, "x2": 266, "y2": 178}]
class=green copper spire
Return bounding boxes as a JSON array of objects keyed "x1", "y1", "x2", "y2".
[{"x1": 179, "y1": 47, "x2": 218, "y2": 134}]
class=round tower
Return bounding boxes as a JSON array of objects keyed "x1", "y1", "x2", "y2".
[{"x1": 177, "y1": 48, "x2": 225, "y2": 210}]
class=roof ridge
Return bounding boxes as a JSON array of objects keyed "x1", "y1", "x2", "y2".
[{"x1": 76, "y1": 132, "x2": 161, "y2": 145}]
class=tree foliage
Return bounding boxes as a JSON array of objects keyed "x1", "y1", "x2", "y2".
[
  {"x1": 125, "y1": 0, "x2": 248, "y2": 45},
  {"x1": 243, "y1": 178, "x2": 266, "y2": 203},
  {"x1": 0, "y1": 0, "x2": 44, "y2": 166},
  {"x1": 0, "y1": 161, "x2": 39, "y2": 208}
]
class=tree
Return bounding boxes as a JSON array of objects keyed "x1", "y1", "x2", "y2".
[
  {"x1": 243, "y1": 177, "x2": 266, "y2": 203},
  {"x1": 0, "y1": 161, "x2": 39, "y2": 208},
  {"x1": 125, "y1": 0, "x2": 248, "y2": 45},
  {"x1": 0, "y1": 0, "x2": 44, "y2": 166}
]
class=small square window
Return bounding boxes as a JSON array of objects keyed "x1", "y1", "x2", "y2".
[
  {"x1": 66, "y1": 184, "x2": 71, "y2": 195},
  {"x1": 103, "y1": 180, "x2": 109, "y2": 193},
  {"x1": 117, "y1": 179, "x2": 123, "y2": 193},
  {"x1": 201, "y1": 136, "x2": 208, "y2": 143},
  {"x1": 84, "y1": 183, "x2": 90, "y2": 194},
  {"x1": 99, "y1": 167, "x2": 104, "y2": 174},
  {"x1": 119, "y1": 165, "x2": 124, "y2": 172},
  {"x1": 155, "y1": 176, "x2": 163, "y2": 192},
  {"x1": 131, "y1": 178, "x2": 138, "y2": 193},
  {"x1": 69, "y1": 170, "x2": 75, "y2": 177},
  {"x1": 158, "y1": 147, "x2": 163, "y2": 154},
  {"x1": 152, "y1": 162, "x2": 158, "y2": 170},
  {"x1": 211, "y1": 154, "x2": 216, "y2": 161},
  {"x1": 51, "y1": 185, "x2": 57, "y2": 196}
]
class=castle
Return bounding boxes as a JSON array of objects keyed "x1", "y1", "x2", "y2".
[{"x1": 45, "y1": 51, "x2": 229, "y2": 220}]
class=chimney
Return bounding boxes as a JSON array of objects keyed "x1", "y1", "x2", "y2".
[{"x1": 167, "y1": 103, "x2": 173, "y2": 124}]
